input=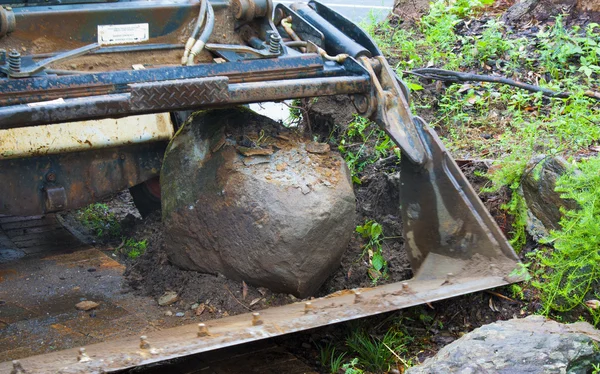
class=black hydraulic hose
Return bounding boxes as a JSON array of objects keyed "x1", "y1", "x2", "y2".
[
  {"x1": 192, "y1": 0, "x2": 208, "y2": 39},
  {"x1": 182, "y1": 0, "x2": 208, "y2": 64},
  {"x1": 187, "y1": 1, "x2": 215, "y2": 65}
]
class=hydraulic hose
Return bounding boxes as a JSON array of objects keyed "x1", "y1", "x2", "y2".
[
  {"x1": 187, "y1": 2, "x2": 215, "y2": 66},
  {"x1": 182, "y1": 0, "x2": 208, "y2": 65}
]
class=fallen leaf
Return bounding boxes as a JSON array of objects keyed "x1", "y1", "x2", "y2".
[
  {"x1": 488, "y1": 297, "x2": 500, "y2": 312},
  {"x1": 457, "y1": 83, "x2": 473, "y2": 93},
  {"x1": 195, "y1": 304, "x2": 206, "y2": 316},
  {"x1": 585, "y1": 300, "x2": 600, "y2": 310},
  {"x1": 367, "y1": 268, "x2": 381, "y2": 280},
  {"x1": 242, "y1": 281, "x2": 248, "y2": 301}
]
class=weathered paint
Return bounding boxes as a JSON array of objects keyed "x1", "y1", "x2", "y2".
[{"x1": 0, "y1": 113, "x2": 173, "y2": 160}]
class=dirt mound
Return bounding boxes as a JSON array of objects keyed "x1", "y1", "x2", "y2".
[{"x1": 124, "y1": 212, "x2": 293, "y2": 319}]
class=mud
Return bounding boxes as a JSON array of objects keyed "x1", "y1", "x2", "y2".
[{"x1": 124, "y1": 212, "x2": 294, "y2": 320}]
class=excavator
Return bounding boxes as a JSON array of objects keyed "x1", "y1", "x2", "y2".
[{"x1": 0, "y1": 0, "x2": 522, "y2": 372}]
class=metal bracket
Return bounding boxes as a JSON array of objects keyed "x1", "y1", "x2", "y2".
[
  {"x1": 360, "y1": 56, "x2": 427, "y2": 165},
  {"x1": 0, "y1": 43, "x2": 100, "y2": 78}
]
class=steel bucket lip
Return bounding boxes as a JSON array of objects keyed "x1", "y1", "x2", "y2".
[{"x1": 0, "y1": 269, "x2": 524, "y2": 374}]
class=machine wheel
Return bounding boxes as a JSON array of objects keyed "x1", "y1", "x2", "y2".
[{"x1": 129, "y1": 176, "x2": 161, "y2": 218}]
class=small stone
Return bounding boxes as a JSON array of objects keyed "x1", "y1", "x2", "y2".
[
  {"x1": 242, "y1": 156, "x2": 271, "y2": 166},
  {"x1": 306, "y1": 142, "x2": 330, "y2": 154},
  {"x1": 158, "y1": 291, "x2": 179, "y2": 306},
  {"x1": 276, "y1": 162, "x2": 287, "y2": 171},
  {"x1": 165, "y1": 310, "x2": 173, "y2": 316},
  {"x1": 301, "y1": 342, "x2": 311, "y2": 349},
  {"x1": 175, "y1": 312, "x2": 185, "y2": 317},
  {"x1": 191, "y1": 303, "x2": 200, "y2": 310},
  {"x1": 237, "y1": 146, "x2": 274, "y2": 157},
  {"x1": 75, "y1": 301, "x2": 99, "y2": 311}
]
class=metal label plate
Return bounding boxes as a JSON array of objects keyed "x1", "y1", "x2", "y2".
[{"x1": 97, "y1": 23, "x2": 149, "y2": 46}]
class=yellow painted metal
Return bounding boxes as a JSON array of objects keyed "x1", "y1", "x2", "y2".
[{"x1": 0, "y1": 113, "x2": 174, "y2": 160}]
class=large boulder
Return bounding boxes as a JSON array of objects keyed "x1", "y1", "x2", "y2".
[
  {"x1": 160, "y1": 108, "x2": 356, "y2": 297},
  {"x1": 407, "y1": 315, "x2": 600, "y2": 373}
]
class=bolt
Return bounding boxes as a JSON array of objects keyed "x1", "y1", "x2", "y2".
[
  {"x1": 197, "y1": 323, "x2": 209, "y2": 337},
  {"x1": 353, "y1": 290, "x2": 363, "y2": 304},
  {"x1": 77, "y1": 347, "x2": 91, "y2": 362},
  {"x1": 402, "y1": 282, "x2": 410, "y2": 291},
  {"x1": 140, "y1": 335, "x2": 150, "y2": 350},
  {"x1": 8, "y1": 49, "x2": 21, "y2": 75},
  {"x1": 0, "y1": 49, "x2": 6, "y2": 65},
  {"x1": 304, "y1": 301, "x2": 313, "y2": 314},
  {"x1": 267, "y1": 31, "x2": 281, "y2": 54},
  {"x1": 46, "y1": 172, "x2": 56, "y2": 182},
  {"x1": 252, "y1": 312, "x2": 263, "y2": 326}
]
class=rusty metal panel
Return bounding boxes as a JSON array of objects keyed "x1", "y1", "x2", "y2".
[
  {"x1": 0, "y1": 113, "x2": 173, "y2": 160},
  {"x1": 0, "y1": 142, "x2": 165, "y2": 216}
]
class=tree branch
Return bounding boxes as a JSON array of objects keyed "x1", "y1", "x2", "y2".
[{"x1": 406, "y1": 68, "x2": 600, "y2": 101}]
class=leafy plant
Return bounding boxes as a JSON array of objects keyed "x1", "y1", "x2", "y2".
[
  {"x1": 531, "y1": 156, "x2": 600, "y2": 323},
  {"x1": 77, "y1": 203, "x2": 121, "y2": 239},
  {"x1": 341, "y1": 358, "x2": 363, "y2": 374},
  {"x1": 338, "y1": 115, "x2": 398, "y2": 184},
  {"x1": 121, "y1": 238, "x2": 148, "y2": 259},
  {"x1": 356, "y1": 220, "x2": 387, "y2": 284}
]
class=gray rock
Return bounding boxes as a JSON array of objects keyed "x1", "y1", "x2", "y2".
[
  {"x1": 407, "y1": 315, "x2": 600, "y2": 374},
  {"x1": 75, "y1": 301, "x2": 99, "y2": 311},
  {"x1": 522, "y1": 156, "x2": 579, "y2": 232},
  {"x1": 157, "y1": 291, "x2": 179, "y2": 306},
  {"x1": 161, "y1": 108, "x2": 356, "y2": 297}
]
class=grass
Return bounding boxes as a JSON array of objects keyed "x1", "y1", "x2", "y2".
[
  {"x1": 338, "y1": 114, "x2": 399, "y2": 184},
  {"x1": 318, "y1": 317, "x2": 417, "y2": 373},
  {"x1": 77, "y1": 203, "x2": 121, "y2": 239},
  {"x1": 78, "y1": 202, "x2": 148, "y2": 260},
  {"x1": 121, "y1": 238, "x2": 148, "y2": 259}
]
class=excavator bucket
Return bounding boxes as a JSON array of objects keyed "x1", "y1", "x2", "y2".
[{"x1": 0, "y1": 0, "x2": 522, "y2": 372}]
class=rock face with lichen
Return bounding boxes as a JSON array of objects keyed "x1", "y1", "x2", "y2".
[
  {"x1": 160, "y1": 108, "x2": 356, "y2": 297},
  {"x1": 522, "y1": 155, "x2": 579, "y2": 232},
  {"x1": 407, "y1": 315, "x2": 600, "y2": 373}
]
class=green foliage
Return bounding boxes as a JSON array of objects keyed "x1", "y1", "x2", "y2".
[
  {"x1": 122, "y1": 238, "x2": 148, "y2": 259},
  {"x1": 530, "y1": 156, "x2": 600, "y2": 324},
  {"x1": 345, "y1": 328, "x2": 412, "y2": 373},
  {"x1": 338, "y1": 115, "x2": 399, "y2": 184},
  {"x1": 341, "y1": 358, "x2": 364, "y2": 374},
  {"x1": 77, "y1": 203, "x2": 121, "y2": 239},
  {"x1": 356, "y1": 220, "x2": 387, "y2": 284},
  {"x1": 319, "y1": 343, "x2": 347, "y2": 374}
]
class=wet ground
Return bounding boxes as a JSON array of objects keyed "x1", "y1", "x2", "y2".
[{"x1": 0, "y1": 215, "x2": 191, "y2": 363}]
